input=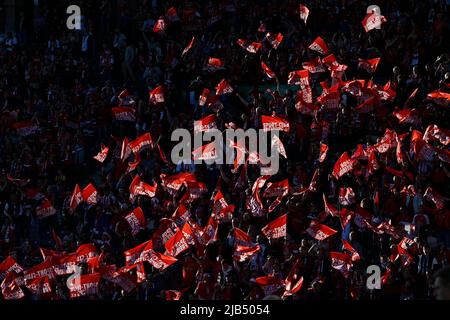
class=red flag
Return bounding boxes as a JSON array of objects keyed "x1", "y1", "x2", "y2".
[
  {"x1": 68, "y1": 273, "x2": 100, "y2": 298},
  {"x1": 164, "y1": 228, "x2": 190, "y2": 257},
  {"x1": 354, "y1": 205, "x2": 373, "y2": 229},
  {"x1": 267, "y1": 196, "x2": 284, "y2": 213},
  {"x1": 261, "y1": 115, "x2": 290, "y2": 132},
  {"x1": 342, "y1": 79, "x2": 364, "y2": 97},
  {"x1": 215, "y1": 79, "x2": 234, "y2": 95},
  {"x1": 181, "y1": 36, "x2": 195, "y2": 57},
  {"x1": 405, "y1": 88, "x2": 419, "y2": 105},
  {"x1": 207, "y1": 57, "x2": 225, "y2": 71},
  {"x1": 165, "y1": 290, "x2": 185, "y2": 300},
  {"x1": 111, "y1": 107, "x2": 136, "y2": 122},
  {"x1": 93, "y1": 144, "x2": 109, "y2": 163},
  {"x1": 199, "y1": 88, "x2": 211, "y2": 106},
  {"x1": 323, "y1": 194, "x2": 339, "y2": 217},
  {"x1": 212, "y1": 190, "x2": 228, "y2": 214},
  {"x1": 192, "y1": 141, "x2": 218, "y2": 161},
  {"x1": 322, "y1": 54, "x2": 339, "y2": 70},
  {"x1": 23, "y1": 259, "x2": 56, "y2": 282},
  {"x1": 423, "y1": 124, "x2": 450, "y2": 146},
  {"x1": 149, "y1": 85, "x2": 164, "y2": 104},
  {"x1": 263, "y1": 179, "x2": 289, "y2": 198},
  {"x1": 182, "y1": 181, "x2": 208, "y2": 203},
  {"x1": 393, "y1": 109, "x2": 420, "y2": 125},
  {"x1": 302, "y1": 57, "x2": 325, "y2": 73},
  {"x1": 317, "y1": 89, "x2": 341, "y2": 110},
  {"x1": 125, "y1": 207, "x2": 146, "y2": 236},
  {"x1": 51, "y1": 253, "x2": 77, "y2": 276},
  {"x1": 166, "y1": 7, "x2": 179, "y2": 22},
  {"x1": 118, "y1": 89, "x2": 134, "y2": 104},
  {"x1": 374, "y1": 129, "x2": 396, "y2": 154},
  {"x1": 236, "y1": 39, "x2": 262, "y2": 53},
  {"x1": 247, "y1": 176, "x2": 269, "y2": 217},
  {"x1": 188, "y1": 219, "x2": 206, "y2": 245},
  {"x1": 153, "y1": 17, "x2": 166, "y2": 33},
  {"x1": 330, "y1": 252, "x2": 353, "y2": 277},
  {"x1": 362, "y1": 12, "x2": 387, "y2": 32},
  {"x1": 233, "y1": 228, "x2": 255, "y2": 247},
  {"x1": 160, "y1": 172, "x2": 197, "y2": 195},
  {"x1": 81, "y1": 184, "x2": 98, "y2": 205},
  {"x1": 181, "y1": 221, "x2": 196, "y2": 246},
  {"x1": 255, "y1": 276, "x2": 285, "y2": 296},
  {"x1": 395, "y1": 135, "x2": 407, "y2": 165},
  {"x1": 194, "y1": 114, "x2": 217, "y2": 133},
  {"x1": 129, "y1": 132, "x2": 153, "y2": 154},
  {"x1": 319, "y1": 143, "x2": 328, "y2": 163},
  {"x1": 299, "y1": 4, "x2": 309, "y2": 24},
  {"x1": 351, "y1": 144, "x2": 368, "y2": 161},
  {"x1": 287, "y1": 70, "x2": 310, "y2": 88},
  {"x1": 367, "y1": 151, "x2": 381, "y2": 174},
  {"x1": 375, "y1": 221, "x2": 400, "y2": 239},
  {"x1": 261, "y1": 61, "x2": 276, "y2": 79},
  {"x1": 203, "y1": 216, "x2": 218, "y2": 245},
  {"x1": 332, "y1": 152, "x2": 354, "y2": 179},
  {"x1": 424, "y1": 187, "x2": 445, "y2": 210},
  {"x1": 261, "y1": 214, "x2": 287, "y2": 240},
  {"x1": 124, "y1": 240, "x2": 153, "y2": 266},
  {"x1": 295, "y1": 94, "x2": 316, "y2": 114},
  {"x1": 377, "y1": 81, "x2": 396, "y2": 101},
  {"x1": 271, "y1": 134, "x2": 287, "y2": 158},
  {"x1": 25, "y1": 276, "x2": 52, "y2": 295},
  {"x1": 74, "y1": 244, "x2": 98, "y2": 263},
  {"x1": 308, "y1": 168, "x2": 320, "y2": 193},
  {"x1": 306, "y1": 220, "x2": 338, "y2": 241},
  {"x1": 36, "y1": 198, "x2": 57, "y2": 219},
  {"x1": 0, "y1": 257, "x2": 24, "y2": 282},
  {"x1": 427, "y1": 90, "x2": 450, "y2": 106},
  {"x1": 233, "y1": 245, "x2": 261, "y2": 262},
  {"x1": 396, "y1": 244, "x2": 414, "y2": 267},
  {"x1": 120, "y1": 137, "x2": 131, "y2": 161},
  {"x1": 342, "y1": 240, "x2": 361, "y2": 262},
  {"x1": 110, "y1": 271, "x2": 137, "y2": 293},
  {"x1": 308, "y1": 36, "x2": 328, "y2": 55},
  {"x1": 39, "y1": 246, "x2": 62, "y2": 262},
  {"x1": 381, "y1": 269, "x2": 392, "y2": 285},
  {"x1": 214, "y1": 192, "x2": 235, "y2": 223},
  {"x1": 358, "y1": 57, "x2": 380, "y2": 73},
  {"x1": 412, "y1": 138, "x2": 436, "y2": 162},
  {"x1": 1, "y1": 271, "x2": 25, "y2": 300},
  {"x1": 265, "y1": 32, "x2": 283, "y2": 49},
  {"x1": 171, "y1": 204, "x2": 191, "y2": 228},
  {"x1": 129, "y1": 175, "x2": 157, "y2": 199},
  {"x1": 283, "y1": 260, "x2": 303, "y2": 298},
  {"x1": 339, "y1": 208, "x2": 354, "y2": 229}
]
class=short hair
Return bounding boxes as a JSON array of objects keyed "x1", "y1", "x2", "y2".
[{"x1": 434, "y1": 266, "x2": 450, "y2": 287}]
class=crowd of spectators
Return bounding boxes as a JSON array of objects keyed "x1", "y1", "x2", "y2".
[{"x1": 0, "y1": 0, "x2": 449, "y2": 300}]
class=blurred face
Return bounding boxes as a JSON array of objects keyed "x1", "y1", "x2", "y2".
[{"x1": 433, "y1": 277, "x2": 450, "y2": 300}]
